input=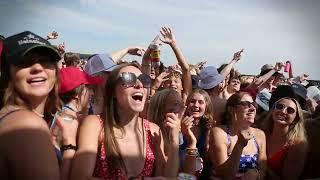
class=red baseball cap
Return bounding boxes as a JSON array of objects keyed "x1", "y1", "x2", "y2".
[{"x1": 59, "y1": 67, "x2": 103, "y2": 94}]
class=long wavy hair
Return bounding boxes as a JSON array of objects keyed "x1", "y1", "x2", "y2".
[
  {"x1": 261, "y1": 97, "x2": 307, "y2": 144},
  {"x1": 148, "y1": 88, "x2": 179, "y2": 144},
  {"x1": 0, "y1": 50, "x2": 60, "y2": 119},
  {"x1": 102, "y1": 62, "x2": 142, "y2": 174},
  {"x1": 186, "y1": 88, "x2": 214, "y2": 129}
]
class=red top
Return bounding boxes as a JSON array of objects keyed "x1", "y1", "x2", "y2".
[
  {"x1": 93, "y1": 119, "x2": 155, "y2": 179},
  {"x1": 267, "y1": 144, "x2": 290, "y2": 175}
]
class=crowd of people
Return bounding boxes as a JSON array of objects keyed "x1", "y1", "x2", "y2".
[{"x1": 0, "y1": 27, "x2": 319, "y2": 180}]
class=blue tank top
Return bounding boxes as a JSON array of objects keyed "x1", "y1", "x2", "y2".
[{"x1": 227, "y1": 127, "x2": 259, "y2": 173}]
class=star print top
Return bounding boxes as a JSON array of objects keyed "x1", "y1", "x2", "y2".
[{"x1": 227, "y1": 127, "x2": 259, "y2": 173}]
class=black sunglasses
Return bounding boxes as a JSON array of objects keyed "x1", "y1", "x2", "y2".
[
  {"x1": 236, "y1": 101, "x2": 257, "y2": 109},
  {"x1": 274, "y1": 103, "x2": 296, "y2": 114},
  {"x1": 117, "y1": 72, "x2": 151, "y2": 88}
]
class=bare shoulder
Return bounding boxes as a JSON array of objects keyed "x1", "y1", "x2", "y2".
[
  {"x1": 146, "y1": 120, "x2": 161, "y2": 135},
  {"x1": 81, "y1": 115, "x2": 102, "y2": 131},
  {"x1": 253, "y1": 128, "x2": 266, "y2": 139},
  {"x1": 211, "y1": 126, "x2": 227, "y2": 136},
  {"x1": 0, "y1": 110, "x2": 50, "y2": 133}
]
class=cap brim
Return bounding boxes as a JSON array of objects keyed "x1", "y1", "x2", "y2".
[
  {"x1": 198, "y1": 74, "x2": 224, "y2": 90},
  {"x1": 22, "y1": 44, "x2": 61, "y2": 61},
  {"x1": 85, "y1": 76, "x2": 104, "y2": 85},
  {"x1": 103, "y1": 64, "x2": 118, "y2": 72}
]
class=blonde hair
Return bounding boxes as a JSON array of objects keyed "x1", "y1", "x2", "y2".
[
  {"x1": 262, "y1": 97, "x2": 307, "y2": 144},
  {"x1": 148, "y1": 88, "x2": 179, "y2": 143}
]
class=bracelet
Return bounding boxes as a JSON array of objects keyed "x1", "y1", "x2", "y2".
[
  {"x1": 185, "y1": 148, "x2": 199, "y2": 157},
  {"x1": 61, "y1": 144, "x2": 77, "y2": 152}
]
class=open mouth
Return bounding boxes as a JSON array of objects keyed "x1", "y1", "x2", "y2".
[
  {"x1": 132, "y1": 92, "x2": 143, "y2": 102},
  {"x1": 27, "y1": 77, "x2": 47, "y2": 84}
]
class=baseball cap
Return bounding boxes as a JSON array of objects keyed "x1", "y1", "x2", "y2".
[
  {"x1": 84, "y1": 54, "x2": 118, "y2": 75},
  {"x1": 198, "y1": 66, "x2": 224, "y2": 90},
  {"x1": 1, "y1": 31, "x2": 60, "y2": 67},
  {"x1": 59, "y1": 67, "x2": 103, "y2": 94}
]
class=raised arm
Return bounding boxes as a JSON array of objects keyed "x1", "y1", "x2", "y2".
[
  {"x1": 70, "y1": 115, "x2": 102, "y2": 180},
  {"x1": 220, "y1": 49, "x2": 243, "y2": 78},
  {"x1": 111, "y1": 46, "x2": 145, "y2": 64},
  {"x1": 251, "y1": 62, "x2": 282, "y2": 88},
  {"x1": 160, "y1": 26, "x2": 192, "y2": 99}
]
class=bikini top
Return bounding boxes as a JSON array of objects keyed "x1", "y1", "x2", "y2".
[{"x1": 227, "y1": 127, "x2": 260, "y2": 173}]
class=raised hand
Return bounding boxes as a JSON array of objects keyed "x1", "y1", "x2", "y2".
[
  {"x1": 152, "y1": 71, "x2": 170, "y2": 90},
  {"x1": 58, "y1": 42, "x2": 65, "y2": 54},
  {"x1": 55, "y1": 114, "x2": 79, "y2": 145},
  {"x1": 181, "y1": 116, "x2": 197, "y2": 147},
  {"x1": 237, "y1": 128, "x2": 254, "y2": 147},
  {"x1": 127, "y1": 47, "x2": 146, "y2": 56},
  {"x1": 274, "y1": 62, "x2": 284, "y2": 72},
  {"x1": 232, "y1": 49, "x2": 244, "y2": 61},
  {"x1": 159, "y1": 26, "x2": 176, "y2": 45},
  {"x1": 47, "y1": 31, "x2": 58, "y2": 40},
  {"x1": 164, "y1": 113, "x2": 182, "y2": 146}
]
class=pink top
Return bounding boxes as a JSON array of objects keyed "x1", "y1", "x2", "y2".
[{"x1": 93, "y1": 119, "x2": 155, "y2": 179}]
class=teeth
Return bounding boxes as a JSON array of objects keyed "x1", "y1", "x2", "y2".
[
  {"x1": 30, "y1": 77, "x2": 46, "y2": 82},
  {"x1": 132, "y1": 92, "x2": 143, "y2": 96}
]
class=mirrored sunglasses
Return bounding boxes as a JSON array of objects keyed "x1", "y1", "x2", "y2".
[
  {"x1": 117, "y1": 72, "x2": 151, "y2": 88},
  {"x1": 274, "y1": 103, "x2": 296, "y2": 114}
]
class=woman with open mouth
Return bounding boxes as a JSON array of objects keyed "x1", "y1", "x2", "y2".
[
  {"x1": 179, "y1": 88, "x2": 213, "y2": 177},
  {"x1": 71, "y1": 62, "x2": 176, "y2": 179},
  {"x1": 0, "y1": 31, "x2": 61, "y2": 179}
]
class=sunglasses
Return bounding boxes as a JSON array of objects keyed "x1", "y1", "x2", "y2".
[
  {"x1": 274, "y1": 103, "x2": 296, "y2": 114},
  {"x1": 117, "y1": 72, "x2": 151, "y2": 88},
  {"x1": 236, "y1": 101, "x2": 257, "y2": 109}
]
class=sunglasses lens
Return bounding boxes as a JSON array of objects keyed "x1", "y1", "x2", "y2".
[
  {"x1": 138, "y1": 74, "x2": 152, "y2": 88},
  {"x1": 275, "y1": 103, "x2": 295, "y2": 114},
  {"x1": 287, "y1": 107, "x2": 296, "y2": 114},
  {"x1": 120, "y1": 72, "x2": 136, "y2": 87}
]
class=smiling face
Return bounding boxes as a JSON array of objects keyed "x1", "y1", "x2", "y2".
[
  {"x1": 233, "y1": 94, "x2": 256, "y2": 126},
  {"x1": 10, "y1": 52, "x2": 57, "y2": 102},
  {"x1": 162, "y1": 74, "x2": 183, "y2": 93},
  {"x1": 272, "y1": 98, "x2": 297, "y2": 126},
  {"x1": 114, "y1": 65, "x2": 147, "y2": 113},
  {"x1": 187, "y1": 92, "x2": 206, "y2": 118}
]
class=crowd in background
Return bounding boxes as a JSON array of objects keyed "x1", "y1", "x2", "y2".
[{"x1": 0, "y1": 27, "x2": 319, "y2": 180}]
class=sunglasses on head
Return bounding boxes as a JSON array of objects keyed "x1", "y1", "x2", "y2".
[
  {"x1": 117, "y1": 72, "x2": 151, "y2": 88},
  {"x1": 236, "y1": 101, "x2": 257, "y2": 109},
  {"x1": 274, "y1": 103, "x2": 296, "y2": 114}
]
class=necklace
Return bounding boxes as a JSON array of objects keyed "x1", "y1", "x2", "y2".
[{"x1": 32, "y1": 109, "x2": 44, "y2": 118}]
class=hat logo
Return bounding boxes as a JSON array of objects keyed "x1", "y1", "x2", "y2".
[{"x1": 18, "y1": 33, "x2": 45, "y2": 46}]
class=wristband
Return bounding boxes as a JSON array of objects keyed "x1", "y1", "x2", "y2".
[
  {"x1": 61, "y1": 144, "x2": 77, "y2": 152},
  {"x1": 185, "y1": 148, "x2": 199, "y2": 157}
]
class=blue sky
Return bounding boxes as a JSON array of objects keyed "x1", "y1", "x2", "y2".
[{"x1": 1, "y1": 0, "x2": 319, "y2": 79}]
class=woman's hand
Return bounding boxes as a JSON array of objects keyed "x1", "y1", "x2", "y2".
[
  {"x1": 56, "y1": 115, "x2": 79, "y2": 145},
  {"x1": 237, "y1": 128, "x2": 254, "y2": 148},
  {"x1": 181, "y1": 116, "x2": 197, "y2": 148},
  {"x1": 160, "y1": 26, "x2": 176, "y2": 45},
  {"x1": 164, "y1": 113, "x2": 181, "y2": 146}
]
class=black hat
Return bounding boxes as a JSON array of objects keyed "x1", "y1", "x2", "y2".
[{"x1": 2, "y1": 31, "x2": 60, "y2": 67}]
